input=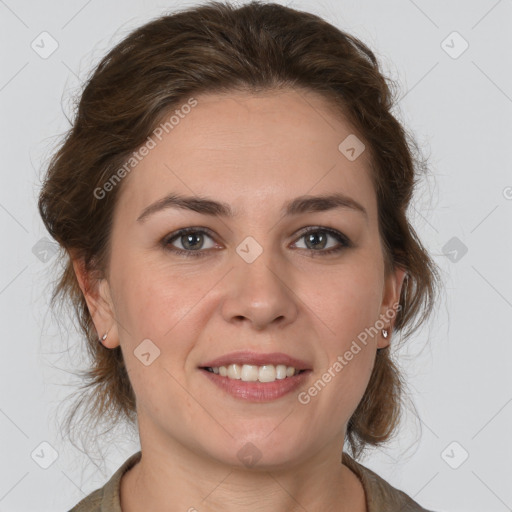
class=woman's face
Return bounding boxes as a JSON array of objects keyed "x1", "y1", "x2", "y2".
[{"x1": 79, "y1": 88, "x2": 405, "y2": 469}]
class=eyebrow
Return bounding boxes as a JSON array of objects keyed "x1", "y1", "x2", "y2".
[{"x1": 136, "y1": 192, "x2": 368, "y2": 223}]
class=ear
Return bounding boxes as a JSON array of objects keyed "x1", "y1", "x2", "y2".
[
  {"x1": 70, "y1": 252, "x2": 120, "y2": 349},
  {"x1": 378, "y1": 265, "x2": 407, "y2": 349}
]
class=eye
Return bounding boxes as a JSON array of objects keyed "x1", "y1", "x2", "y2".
[
  {"x1": 292, "y1": 227, "x2": 351, "y2": 255},
  {"x1": 162, "y1": 227, "x2": 218, "y2": 257}
]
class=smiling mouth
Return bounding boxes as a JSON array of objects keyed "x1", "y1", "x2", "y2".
[{"x1": 201, "y1": 364, "x2": 308, "y2": 383}]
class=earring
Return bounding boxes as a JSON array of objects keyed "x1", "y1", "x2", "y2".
[
  {"x1": 98, "y1": 329, "x2": 109, "y2": 344},
  {"x1": 377, "y1": 327, "x2": 390, "y2": 353}
]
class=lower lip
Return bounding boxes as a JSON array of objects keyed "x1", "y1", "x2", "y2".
[{"x1": 200, "y1": 369, "x2": 311, "y2": 402}]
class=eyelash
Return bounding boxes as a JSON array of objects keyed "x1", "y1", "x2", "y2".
[{"x1": 161, "y1": 226, "x2": 352, "y2": 258}]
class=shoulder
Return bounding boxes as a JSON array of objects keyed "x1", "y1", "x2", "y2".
[
  {"x1": 68, "y1": 451, "x2": 142, "y2": 512},
  {"x1": 342, "y1": 452, "x2": 436, "y2": 512}
]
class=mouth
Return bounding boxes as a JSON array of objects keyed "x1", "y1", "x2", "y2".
[
  {"x1": 200, "y1": 364, "x2": 307, "y2": 383},
  {"x1": 198, "y1": 351, "x2": 312, "y2": 402}
]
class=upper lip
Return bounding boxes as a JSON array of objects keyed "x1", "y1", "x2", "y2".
[{"x1": 200, "y1": 351, "x2": 312, "y2": 370}]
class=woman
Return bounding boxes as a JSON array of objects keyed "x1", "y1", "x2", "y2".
[{"x1": 38, "y1": 1, "x2": 440, "y2": 511}]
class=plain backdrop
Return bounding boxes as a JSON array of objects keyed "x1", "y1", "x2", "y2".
[{"x1": 0, "y1": 0, "x2": 511, "y2": 511}]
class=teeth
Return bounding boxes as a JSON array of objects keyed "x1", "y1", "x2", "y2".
[
  {"x1": 207, "y1": 364, "x2": 301, "y2": 383},
  {"x1": 275, "y1": 364, "x2": 287, "y2": 380},
  {"x1": 258, "y1": 365, "x2": 276, "y2": 383},
  {"x1": 227, "y1": 364, "x2": 241, "y2": 379}
]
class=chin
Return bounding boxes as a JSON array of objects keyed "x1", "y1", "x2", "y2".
[{"x1": 200, "y1": 428, "x2": 311, "y2": 471}]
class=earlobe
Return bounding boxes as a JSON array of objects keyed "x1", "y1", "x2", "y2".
[
  {"x1": 377, "y1": 266, "x2": 407, "y2": 349},
  {"x1": 71, "y1": 254, "x2": 119, "y2": 349}
]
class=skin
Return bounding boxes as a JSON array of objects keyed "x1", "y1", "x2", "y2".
[{"x1": 73, "y1": 88, "x2": 406, "y2": 512}]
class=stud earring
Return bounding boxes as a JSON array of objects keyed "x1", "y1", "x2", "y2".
[
  {"x1": 377, "y1": 327, "x2": 390, "y2": 353},
  {"x1": 98, "y1": 329, "x2": 110, "y2": 345}
]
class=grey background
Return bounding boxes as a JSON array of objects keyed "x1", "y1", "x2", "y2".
[{"x1": 1, "y1": 0, "x2": 511, "y2": 511}]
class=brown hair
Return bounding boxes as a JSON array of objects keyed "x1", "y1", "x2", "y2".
[{"x1": 38, "y1": 0, "x2": 440, "y2": 459}]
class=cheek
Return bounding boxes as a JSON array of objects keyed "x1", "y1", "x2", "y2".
[
  {"x1": 313, "y1": 321, "x2": 377, "y2": 433},
  {"x1": 303, "y1": 262, "x2": 381, "y2": 406},
  {"x1": 111, "y1": 254, "x2": 202, "y2": 339},
  {"x1": 297, "y1": 337, "x2": 375, "y2": 442},
  {"x1": 110, "y1": 256, "x2": 212, "y2": 396},
  {"x1": 305, "y1": 262, "x2": 383, "y2": 342},
  {"x1": 111, "y1": 260, "x2": 198, "y2": 413}
]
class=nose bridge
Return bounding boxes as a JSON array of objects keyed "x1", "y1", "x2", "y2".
[
  {"x1": 238, "y1": 243, "x2": 282, "y2": 293},
  {"x1": 221, "y1": 239, "x2": 298, "y2": 328}
]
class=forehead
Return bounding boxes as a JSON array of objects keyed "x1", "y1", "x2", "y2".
[{"x1": 115, "y1": 88, "x2": 376, "y2": 222}]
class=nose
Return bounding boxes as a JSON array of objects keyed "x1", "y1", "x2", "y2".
[{"x1": 220, "y1": 250, "x2": 299, "y2": 331}]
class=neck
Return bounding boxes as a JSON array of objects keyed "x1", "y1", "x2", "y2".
[{"x1": 120, "y1": 425, "x2": 366, "y2": 512}]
